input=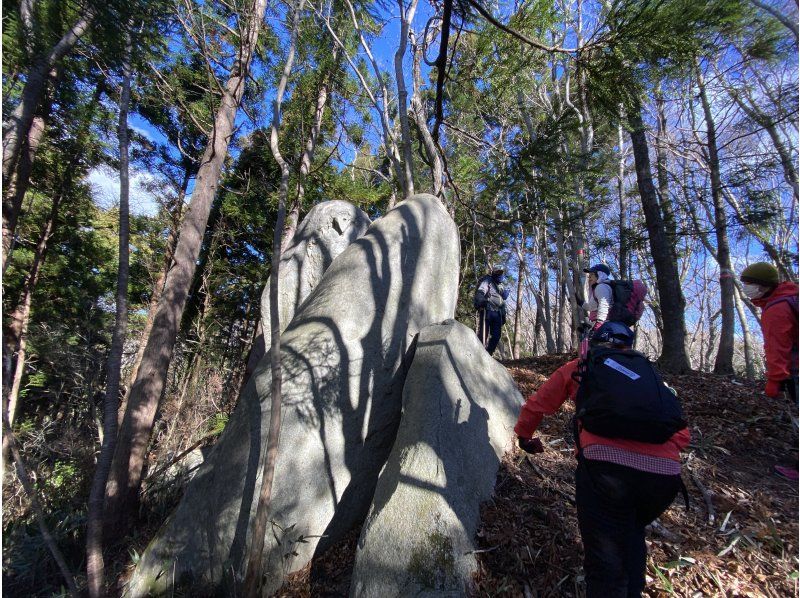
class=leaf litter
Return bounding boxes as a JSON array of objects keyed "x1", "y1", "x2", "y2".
[{"x1": 273, "y1": 353, "x2": 798, "y2": 597}]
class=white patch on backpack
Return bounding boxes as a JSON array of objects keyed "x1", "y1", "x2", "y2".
[{"x1": 603, "y1": 358, "x2": 641, "y2": 380}]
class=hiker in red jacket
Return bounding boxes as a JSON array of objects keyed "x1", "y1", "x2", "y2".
[
  {"x1": 740, "y1": 262, "x2": 799, "y2": 479},
  {"x1": 515, "y1": 322, "x2": 690, "y2": 598},
  {"x1": 740, "y1": 262, "x2": 799, "y2": 400}
]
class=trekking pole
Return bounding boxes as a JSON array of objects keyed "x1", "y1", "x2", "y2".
[{"x1": 481, "y1": 307, "x2": 488, "y2": 348}]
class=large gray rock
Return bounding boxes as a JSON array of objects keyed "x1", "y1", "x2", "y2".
[
  {"x1": 350, "y1": 320, "x2": 521, "y2": 597},
  {"x1": 128, "y1": 194, "x2": 459, "y2": 597},
  {"x1": 244, "y1": 201, "x2": 371, "y2": 380}
]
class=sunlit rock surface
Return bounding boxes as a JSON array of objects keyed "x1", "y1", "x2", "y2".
[
  {"x1": 128, "y1": 194, "x2": 459, "y2": 597},
  {"x1": 350, "y1": 320, "x2": 521, "y2": 597},
  {"x1": 244, "y1": 200, "x2": 371, "y2": 380}
]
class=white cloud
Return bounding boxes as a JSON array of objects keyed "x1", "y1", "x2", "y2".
[
  {"x1": 86, "y1": 165, "x2": 163, "y2": 216},
  {"x1": 130, "y1": 124, "x2": 154, "y2": 141}
]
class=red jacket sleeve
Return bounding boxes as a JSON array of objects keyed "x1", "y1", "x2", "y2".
[
  {"x1": 761, "y1": 301, "x2": 797, "y2": 383},
  {"x1": 514, "y1": 359, "x2": 580, "y2": 438}
]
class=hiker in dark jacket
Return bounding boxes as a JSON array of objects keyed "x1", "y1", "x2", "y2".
[
  {"x1": 515, "y1": 321, "x2": 690, "y2": 598},
  {"x1": 474, "y1": 264, "x2": 509, "y2": 355},
  {"x1": 740, "y1": 262, "x2": 799, "y2": 479}
]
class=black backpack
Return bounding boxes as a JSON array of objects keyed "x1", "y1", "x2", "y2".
[{"x1": 573, "y1": 346, "x2": 687, "y2": 445}]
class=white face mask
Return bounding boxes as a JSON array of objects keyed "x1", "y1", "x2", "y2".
[{"x1": 742, "y1": 283, "x2": 766, "y2": 300}]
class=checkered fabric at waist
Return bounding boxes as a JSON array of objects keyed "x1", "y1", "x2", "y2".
[{"x1": 583, "y1": 444, "x2": 682, "y2": 475}]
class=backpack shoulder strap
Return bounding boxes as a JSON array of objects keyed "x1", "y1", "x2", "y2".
[{"x1": 765, "y1": 295, "x2": 799, "y2": 318}]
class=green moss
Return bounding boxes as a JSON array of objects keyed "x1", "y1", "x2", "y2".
[{"x1": 407, "y1": 529, "x2": 456, "y2": 590}]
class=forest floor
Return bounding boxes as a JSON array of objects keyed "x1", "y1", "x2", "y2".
[{"x1": 276, "y1": 353, "x2": 799, "y2": 598}]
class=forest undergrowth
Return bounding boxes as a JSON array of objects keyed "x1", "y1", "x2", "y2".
[
  {"x1": 4, "y1": 353, "x2": 797, "y2": 597},
  {"x1": 275, "y1": 353, "x2": 799, "y2": 597}
]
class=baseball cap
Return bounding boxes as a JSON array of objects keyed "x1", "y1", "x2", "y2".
[{"x1": 583, "y1": 263, "x2": 611, "y2": 276}]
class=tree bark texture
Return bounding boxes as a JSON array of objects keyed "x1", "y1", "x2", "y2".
[
  {"x1": 242, "y1": 0, "x2": 305, "y2": 593},
  {"x1": 627, "y1": 102, "x2": 691, "y2": 373},
  {"x1": 695, "y1": 62, "x2": 735, "y2": 375},
  {"x1": 105, "y1": 0, "x2": 271, "y2": 531},
  {"x1": 411, "y1": 32, "x2": 442, "y2": 196},
  {"x1": 654, "y1": 87, "x2": 678, "y2": 251},
  {"x1": 734, "y1": 284, "x2": 759, "y2": 379},
  {"x1": 123, "y1": 180, "x2": 187, "y2": 405},
  {"x1": 86, "y1": 36, "x2": 132, "y2": 598},
  {"x1": 393, "y1": 0, "x2": 419, "y2": 198},
  {"x1": 617, "y1": 118, "x2": 629, "y2": 279}
]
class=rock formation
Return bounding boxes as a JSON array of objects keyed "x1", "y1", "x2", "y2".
[
  {"x1": 128, "y1": 194, "x2": 459, "y2": 597},
  {"x1": 244, "y1": 201, "x2": 371, "y2": 381},
  {"x1": 350, "y1": 320, "x2": 521, "y2": 597}
]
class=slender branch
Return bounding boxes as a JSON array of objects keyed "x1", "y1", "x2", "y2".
[{"x1": 466, "y1": 0, "x2": 576, "y2": 54}]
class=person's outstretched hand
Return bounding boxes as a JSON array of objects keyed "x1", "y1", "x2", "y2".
[{"x1": 518, "y1": 436, "x2": 544, "y2": 454}]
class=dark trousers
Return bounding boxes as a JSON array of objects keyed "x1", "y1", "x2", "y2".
[
  {"x1": 575, "y1": 459, "x2": 682, "y2": 598},
  {"x1": 784, "y1": 376, "x2": 798, "y2": 404},
  {"x1": 477, "y1": 309, "x2": 502, "y2": 355}
]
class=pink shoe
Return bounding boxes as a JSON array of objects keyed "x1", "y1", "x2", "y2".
[{"x1": 774, "y1": 465, "x2": 799, "y2": 480}]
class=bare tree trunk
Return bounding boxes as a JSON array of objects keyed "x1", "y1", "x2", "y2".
[
  {"x1": 555, "y1": 212, "x2": 577, "y2": 348},
  {"x1": 655, "y1": 85, "x2": 678, "y2": 249},
  {"x1": 555, "y1": 248, "x2": 566, "y2": 353},
  {"x1": 3, "y1": 112, "x2": 46, "y2": 274},
  {"x1": 394, "y1": 0, "x2": 419, "y2": 198},
  {"x1": 2, "y1": 6, "x2": 96, "y2": 189},
  {"x1": 410, "y1": 31, "x2": 442, "y2": 196},
  {"x1": 105, "y1": 0, "x2": 270, "y2": 531},
  {"x1": 4, "y1": 65, "x2": 70, "y2": 275},
  {"x1": 6, "y1": 190, "x2": 64, "y2": 425},
  {"x1": 617, "y1": 118, "x2": 629, "y2": 279},
  {"x1": 511, "y1": 230, "x2": 525, "y2": 359},
  {"x1": 242, "y1": 0, "x2": 305, "y2": 594},
  {"x1": 628, "y1": 101, "x2": 691, "y2": 373},
  {"x1": 705, "y1": 307, "x2": 721, "y2": 372},
  {"x1": 734, "y1": 284, "x2": 759, "y2": 379},
  {"x1": 124, "y1": 177, "x2": 187, "y2": 402},
  {"x1": 695, "y1": 61, "x2": 735, "y2": 375},
  {"x1": 539, "y1": 223, "x2": 555, "y2": 353},
  {"x1": 86, "y1": 35, "x2": 132, "y2": 597}
]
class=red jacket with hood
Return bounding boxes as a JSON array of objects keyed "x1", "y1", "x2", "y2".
[
  {"x1": 514, "y1": 358, "x2": 690, "y2": 462},
  {"x1": 752, "y1": 281, "x2": 799, "y2": 384}
]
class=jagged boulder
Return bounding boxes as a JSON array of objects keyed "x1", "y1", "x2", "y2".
[
  {"x1": 128, "y1": 194, "x2": 460, "y2": 597},
  {"x1": 350, "y1": 320, "x2": 522, "y2": 597},
  {"x1": 244, "y1": 201, "x2": 371, "y2": 380}
]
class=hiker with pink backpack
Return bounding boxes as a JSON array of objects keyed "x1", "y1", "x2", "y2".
[{"x1": 578, "y1": 263, "x2": 648, "y2": 357}]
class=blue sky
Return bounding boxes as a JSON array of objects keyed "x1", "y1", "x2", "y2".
[{"x1": 84, "y1": 0, "x2": 438, "y2": 216}]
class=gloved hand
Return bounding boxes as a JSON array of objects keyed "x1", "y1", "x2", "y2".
[
  {"x1": 518, "y1": 436, "x2": 544, "y2": 454},
  {"x1": 765, "y1": 379, "x2": 782, "y2": 398},
  {"x1": 592, "y1": 320, "x2": 604, "y2": 331}
]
